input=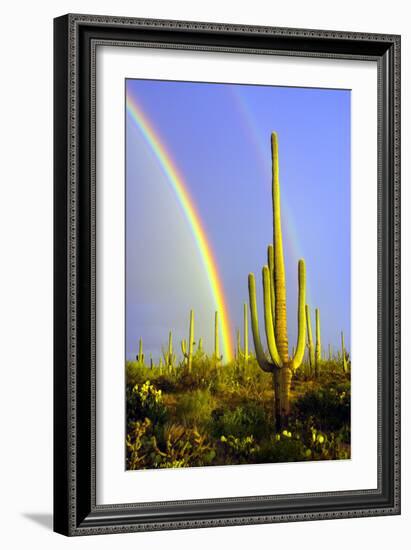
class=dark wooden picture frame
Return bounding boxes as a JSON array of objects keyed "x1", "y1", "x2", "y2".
[{"x1": 53, "y1": 13, "x2": 400, "y2": 536}]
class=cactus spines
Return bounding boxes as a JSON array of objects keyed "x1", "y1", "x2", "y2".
[
  {"x1": 305, "y1": 304, "x2": 315, "y2": 371},
  {"x1": 341, "y1": 331, "x2": 348, "y2": 373},
  {"x1": 248, "y1": 132, "x2": 307, "y2": 429},
  {"x1": 214, "y1": 311, "x2": 223, "y2": 363},
  {"x1": 181, "y1": 310, "x2": 194, "y2": 372},
  {"x1": 136, "y1": 337, "x2": 145, "y2": 365}
]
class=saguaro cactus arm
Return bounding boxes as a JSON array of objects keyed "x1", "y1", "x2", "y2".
[
  {"x1": 262, "y1": 266, "x2": 282, "y2": 366},
  {"x1": 267, "y1": 245, "x2": 275, "y2": 325},
  {"x1": 290, "y1": 259, "x2": 306, "y2": 369},
  {"x1": 248, "y1": 273, "x2": 275, "y2": 373}
]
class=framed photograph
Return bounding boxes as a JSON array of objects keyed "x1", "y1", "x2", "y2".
[{"x1": 53, "y1": 14, "x2": 400, "y2": 536}]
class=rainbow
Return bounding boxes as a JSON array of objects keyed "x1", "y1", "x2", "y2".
[{"x1": 126, "y1": 91, "x2": 235, "y2": 361}]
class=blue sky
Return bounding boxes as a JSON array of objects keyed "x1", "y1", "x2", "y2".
[{"x1": 126, "y1": 79, "x2": 350, "y2": 362}]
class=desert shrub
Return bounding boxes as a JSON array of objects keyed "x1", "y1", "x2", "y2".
[
  {"x1": 172, "y1": 358, "x2": 219, "y2": 392},
  {"x1": 218, "y1": 434, "x2": 259, "y2": 463},
  {"x1": 126, "y1": 380, "x2": 168, "y2": 426},
  {"x1": 209, "y1": 359, "x2": 271, "y2": 398},
  {"x1": 294, "y1": 381, "x2": 350, "y2": 431},
  {"x1": 126, "y1": 361, "x2": 151, "y2": 387},
  {"x1": 153, "y1": 374, "x2": 178, "y2": 393},
  {"x1": 210, "y1": 401, "x2": 270, "y2": 440},
  {"x1": 175, "y1": 371, "x2": 206, "y2": 391},
  {"x1": 307, "y1": 427, "x2": 350, "y2": 460},
  {"x1": 126, "y1": 417, "x2": 153, "y2": 470},
  {"x1": 254, "y1": 424, "x2": 350, "y2": 464},
  {"x1": 175, "y1": 389, "x2": 216, "y2": 427},
  {"x1": 317, "y1": 365, "x2": 350, "y2": 386},
  {"x1": 256, "y1": 432, "x2": 308, "y2": 463},
  {"x1": 292, "y1": 362, "x2": 313, "y2": 381},
  {"x1": 153, "y1": 423, "x2": 216, "y2": 468},
  {"x1": 126, "y1": 418, "x2": 216, "y2": 469}
]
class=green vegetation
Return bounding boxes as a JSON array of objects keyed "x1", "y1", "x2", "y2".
[{"x1": 126, "y1": 357, "x2": 351, "y2": 470}]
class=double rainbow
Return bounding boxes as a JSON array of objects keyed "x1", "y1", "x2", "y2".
[{"x1": 126, "y1": 91, "x2": 235, "y2": 362}]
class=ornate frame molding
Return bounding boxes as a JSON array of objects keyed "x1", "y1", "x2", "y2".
[{"x1": 54, "y1": 14, "x2": 400, "y2": 536}]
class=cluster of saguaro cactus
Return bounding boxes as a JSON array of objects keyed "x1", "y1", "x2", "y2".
[
  {"x1": 248, "y1": 132, "x2": 306, "y2": 429},
  {"x1": 236, "y1": 303, "x2": 250, "y2": 365},
  {"x1": 137, "y1": 308, "x2": 230, "y2": 372},
  {"x1": 181, "y1": 309, "x2": 195, "y2": 372}
]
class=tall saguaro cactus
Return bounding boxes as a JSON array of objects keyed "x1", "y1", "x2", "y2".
[
  {"x1": 181, "y1": 309, "x2": 194, "y2": 372},
  {"x1": 248, "y1": 132, "x2": 307, "y2": 429}
]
